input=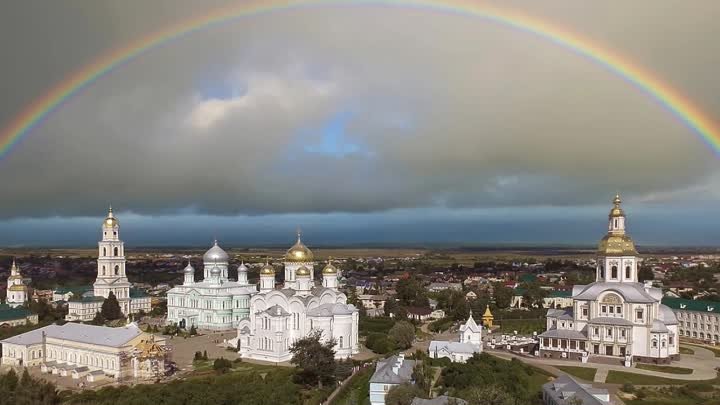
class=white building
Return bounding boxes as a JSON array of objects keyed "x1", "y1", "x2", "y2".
[
  {"x1": 66, "y1": 207, "x2": 151, "y2": 321},
  {"x1": 542, "y1": 375, "x2": 612, "y2": 405},
  {"x1": 166, "y1": 241, "x2": 257, "y2": 330},
  {"x1": 428, "y1": 313, "x2": 482, "y2": 363},
  {"x1": 6, "y1": 259, "x2": 28, "y2": 307},
  {"x1": 232, "y1": 233, "x2": 359, "y2": 362},
  {"x1": 539, "y1": 195, "x2": 679, "y2": 364},
  {"x1": 369, "y1": 353, "x2": 416, "y2": 405},
  {"x1": 1, "y1": 322, "x2": 166, "y2": 381}
]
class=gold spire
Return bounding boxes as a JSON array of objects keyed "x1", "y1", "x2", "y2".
[
  {"x1": 104, "y1": 205, "x2": 119, "y2": 227},
  {"x1": 609, "y1": 193, "x2": 625, "y2": 218}
]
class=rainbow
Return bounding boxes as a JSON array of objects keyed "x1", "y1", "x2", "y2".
[{"x1": 1, "y1": 0, "x2": 718, "y2": 160}]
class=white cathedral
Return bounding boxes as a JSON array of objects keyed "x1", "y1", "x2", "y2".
[
  {"x1": 539, "y1": 195, "x2": 679, "y2": 364},
  {"x1": 66, "y1": 208, "x2": 151, "y2": 321},
  {"x1": 229, "y1": 233, "x2": 359, "y2": 361},
  {"x1": 165, "y1": 241, "x2": 257, "y2": 330}
]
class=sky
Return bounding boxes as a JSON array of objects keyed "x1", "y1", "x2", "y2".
[{"x1": 0, "y1": 0, "x2": 719, "y2": 247}]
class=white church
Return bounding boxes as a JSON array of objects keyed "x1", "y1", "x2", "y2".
[
  {"x1": 6, "y1": 259, "x2": 28, "y2": 308},
  {"x1": 539, "y1": 195, "x2": 679, "y2": 364},
  {"x1": 165, "y1": 241, "x2": 257, "y2": 330},
  {"x1": 230, "y1": 233, "x2": 360, "y2": 361},
  {"x1": 428, "y1": 312, "x2": 483, "y2": 363},
  {"x1": 66, "y1": 207, "x2": 151, "y2": 321}
]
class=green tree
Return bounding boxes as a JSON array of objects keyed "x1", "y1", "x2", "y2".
[
  {"x1": 461, "y1": 385, "x2": 516, "y2": 405},
  {"x1": 213, "y1": 357, "x2": 233, "y2": 374},
  {"x1": 289, "y1": 329, "x2": 337, "y2": 388},
  {"x1": 493, "y1": 284, "x2": 513, "y2": 309},
  {"x1": 100, "y1": 292, "x2": 123, "y2": 321},
  {"x1": 189, "y1": 325, "x2": 198, "y2": 336},
  {"x1": 412, "y1": 362, "x2": 433, "y2": 398},
  {"x1": 384, "y1": 297, "x2": 400, "y2": 317},
  {"x1": 638, "y1": 266, "x2": 654, "y2": 282},
  {"x1": 385, "y1": 383, "x2": 422, "y2": 405},
  {"x1": 389, "y1": 321, "x2": 416, "y2": 350}
]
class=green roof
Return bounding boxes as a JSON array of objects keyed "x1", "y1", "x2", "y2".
[
  {"x1": 0, "y1": 305, "x2": 33, "y2": 321},
  {"x1": 130, "y1": 288, "x2": 147, "y2": 298},
  {"x1": 513, "y1": 288, "x2": 527, "y2": 296},
  {"x1": 549, "y1": 290, "x2": 572, "y2": 298},
  {"x1": 520, "y1": 274, "x2": 537, "y2": 283},
  {"x1": 662, "y1": 297, "x2": 720, "y2": 314}
]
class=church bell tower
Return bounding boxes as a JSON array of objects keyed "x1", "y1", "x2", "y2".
[
  {"x1": 94, "y1": 206, "x2": 131, "y2": 313},
  {"x1": 596, "y1": 195, "x2": 638, "y2": 283}
]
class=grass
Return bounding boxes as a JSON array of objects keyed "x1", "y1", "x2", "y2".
[
  {"x1": 495, "y1": 319, "x2": 545, "y2": 334},
  {"x1": 606, "y1": 370, "x2": 720, "y2": 386},
  {"x1": 555, "y1": 365, "x2": 597, "y2": 381},
  {"x1": 635, "y1": 364, "x2": 693, "y2": 374},
  {"x1": 684, "y1": 343, "x2": 720, "y2": 357},
  {"x1": 525, "y1": 364, "x2": 556, "y2": 393},
  {"x1": 678, "y1": 346, "x2": 695, "y2": 355},
  {"x1": 623, "y1": 385, "x2": 719, "y2": 405},
  {"x1": 328, "y1": 366, "x2": 373, "y2": 405}
]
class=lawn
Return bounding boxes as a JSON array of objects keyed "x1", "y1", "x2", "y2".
[
  {"x1": 685, "y1": 343, "x2": 720, "y2": 357},
  {"x1": 555, "y1": 365, "x2": 597, "y2": 381},
  {"x1": 623, "y1": 385, "x2": 718, "y2": 405},
  {"x1": 329, "y1": 366, "x2": 373, "y2": 405},
  {"x1": 606, "y1": 370, "x2": 719, "y2": 385},
  {"x1": 635, "y1": 364, "x2": 693, "y2": 374},
  {"x1": 678, "y1": 346, "x2": 694, "y2": 355},
  {"x1": 495, "y1": 318, "x2": 545, "y2": 334},
  {"x1": 525, "y1": 364, "x2": 556, "y2": 393}
]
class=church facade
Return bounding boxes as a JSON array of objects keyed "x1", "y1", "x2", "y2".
[
  {"x1": 165, "y1": 242, "x2": 257, "y2": 330},
  {"x1": 6, "y1": 259, "x2": 28, "y2": 308},
  {"x1": 66, "y1": 208, "x2": 151, "y2": 322},
  {"x1": 539, "y1": 195, "x2": 679, "y2": 364},
  {"x1": 231, "y1": 234, "x2": 359, "y2": 361},
  {"x1": 428, "y1": 312, "x2": 483, "y2": 363}
]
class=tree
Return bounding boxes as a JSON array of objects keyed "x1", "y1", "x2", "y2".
[
  {"x1": 412, "y1": 362, "x2": 433, "y2": 398},
  {"x1": 493, "y1": 284, "x2": 513, "y2": 309},
  {"x1": 520, "y1": 282, "x2": 548, "y2": 308},
  {"x1": 638, "y1": 266, "x2": 654, "y2": 282},
  {"x1": 384, "y1": 297, "x2": 400, "y2": 317},
  {"x1": 289, "y1": 330, "x2": 336, "y2": 388},
  {"x1": 385, "y1": 383, "x2": 422, "y2": 405},
  {"x1": 100, "y1": 291, "x2": 123, "y2": 321},
  {"x1": 189, "y1": 325, "x2": 198, "y2": 336},
  {"x1": 213, "y1": 357, "x2": 233, "y2": 374},
  {"x1": 389, "y1": 321, "x2": 415, "y2": 350},
  {"x1": 461, "y1": 385, "x2": 515, "y2": 405},
  {"x1": 91, "y1": 312, "x2": 106, "y2": 326}
]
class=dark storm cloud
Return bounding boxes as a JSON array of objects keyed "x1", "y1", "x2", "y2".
[{"x1": 0, "y1": 0, "x2": 718, "y2": 220}]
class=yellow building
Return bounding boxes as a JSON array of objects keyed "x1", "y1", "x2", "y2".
[{"x1": 482, "y1": 305, "x2": 494, "y2": 328}]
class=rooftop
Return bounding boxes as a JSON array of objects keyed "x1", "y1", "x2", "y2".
[
  {"x1": 662, "y1": 297, "x2": 720, "y2": 314},
  {"x1": 1, "y1": 322, "x2": 144, "y2": 348}
]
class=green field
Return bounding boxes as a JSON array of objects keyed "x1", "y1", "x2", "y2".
[
  {"x1": 606, "y1": 370, "x2": 719, "y2": 385},
  {"x1": 329, "y1": 366, "x2": 373, "y2": 405},
  {"x1": 635, "y1": 364, "x2": 693, "y2": 375},
  {"x1": 678, "y1": 346, "x2": 694, "y2": 355},
  {"x1": 495, "y1": 319, "x2": 545, "y2": 334},
  {"x1": 555, "y1": 365, "x2": 597, "y2": 381}
]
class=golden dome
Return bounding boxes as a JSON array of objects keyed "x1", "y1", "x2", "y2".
[
  {"x1": 482, "y1": 305, "x2": 493, "y2": 318},
  {"x1": 296, "y1": 266, "x2": 311, "y2": 277},
  {"x1": 260, "y1": 261, "x2": 275, "y2": 275},
  {"x1": 322, "y1": 262, "x2": 338, "y2": 275},
  {"x1": 609, "y1": 194, "x2": 625, "y2": 218},
  {"x1": 598, "y1": 233, "x2": 637, "y2": 256},
  {"x1": 285, "y1": 231, "x2": 313, "y2": 263},
  {"x1": 8, "y1": 284, "x2": 27, "y2": 292},
  {"x1": 103, "y1": 206, "x2": 119, "y2": 228}
]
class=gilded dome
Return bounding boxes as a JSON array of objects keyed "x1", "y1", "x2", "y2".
[
  {"x1": 609, "y1": 194, "x2": 625, "y2": 218},
  {"x1": 203, "y1": 240, "x2": 229, "y2": 263},
  {"x1": 322, "y1": 262, "x2": 338, "y2": 275},
  {"x1": 598, "y1": 234, "x2": 637, "y2": 256},
  {"x1": 260, "y1": 261, "x2": 275, "y2": 275},
  {"x1": 296, "y1": 265, "x2": 311, "y2": 277},
  {"x1": 8, "y1": 284, "x2": 26, "y2": 292},
  {"x1": 103, "y1": 206, "x2": 119, "y2": 228},
  {"x1": 285, "y1": 232, "x2": 313, "y2": 263}
]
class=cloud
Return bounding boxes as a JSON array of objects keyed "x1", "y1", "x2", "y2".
[{"x1": 0, "y1": 1, "x2": 718, "y2": 220}]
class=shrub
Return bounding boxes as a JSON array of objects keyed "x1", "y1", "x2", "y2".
[
  {"x1": 621, "y1": 383, "x2": 635, "y2": 393},
  {"x1": 213, "y1": 357, "x2": 233, "y2": 374}
]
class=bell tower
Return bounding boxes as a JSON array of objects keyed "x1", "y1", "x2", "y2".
[
  {"x1": 596, "y1": 195, "x2": 638, "y2": 283},
  {"x1": 94, "y1": 206, "x2": 131, "y2": 313}
]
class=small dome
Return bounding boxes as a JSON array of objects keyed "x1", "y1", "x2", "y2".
[
  {"x1": 296, "y1": 265, "x2": 311, "y2": 277},
  {"x1": 322, "y1": 262, "x2": 337, "y2": 275},
  {"x1": 285, "y1": 232, "x2": 313, "y2": 263},
  {"x1": 204, "y1": 240, "x2": 229, "y2": 263},
  {"x1": 210, "y1": 266, "x2": 221, "y2": 277},
  {"x1": 103, "y1": 206, "x2": 119, "y2": 228},
  {"x1": 260, "y1": 262, "x2": 275, "y2": 275},
  {"x1": 609, "y1": 194, "x2": 625, "y2": 218},
  {"x1": 183, "y1": 262, "x2": 195, "y2": 274},
  {"x1": 598, "y1": 234, "x2": 637, "y2": 256},
  {"x1": 238, "y1": 261, "x2": 248, "y2": 272}
]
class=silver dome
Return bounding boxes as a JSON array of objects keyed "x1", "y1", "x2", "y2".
[
  {"x1": 183, "y1": 262, "x2": 195, "y2": 273},
  {"x1": 210, "y1": 266, "x2": 222, "y2": 276},
  {"x1": 238, "y1": 261, "x2": 248, "y2": 272},
  {"x1": 203, "y1": 240, "x2": 229, "y2": 263}
]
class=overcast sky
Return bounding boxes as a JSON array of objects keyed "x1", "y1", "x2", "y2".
[{"x1": 0, "y1": 0, "x2": 719, "y2": 246}]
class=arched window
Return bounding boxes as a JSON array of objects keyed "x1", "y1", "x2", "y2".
[
  {"x1": 625, "y1": 266, "x2": 631, "y2": 279},
  {"x1": 614, "y1": 219, "x2": 618, "y2": 228},
  {"x1": 114, "y1": 265, "x2": 119, "y2": 275},
  {"x1": 102, "y1": 265, "x2": 106, "y2": 276},
  {"x1": 611, "y1": 266, "x2": 618, "y2": 279},
  {"x1": 103, "y1": 247, "x2": 107, "y2": 256},
  {"x1": 114, "y1": 247, "x2": 119, "y2": 256},
  {"x1": 339, "y1": 336, "x2": 343, "y2": 348}
]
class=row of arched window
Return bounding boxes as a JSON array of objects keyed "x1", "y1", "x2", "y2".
[
  {"x1": 47, "y1": 349, "x2": 116, "y2": 369},
  {"x1": 101, "y1": 246, "x2": 120, "y2": 256}
]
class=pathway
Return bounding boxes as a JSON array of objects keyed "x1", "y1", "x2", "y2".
[
  {"x1": 593, "y1": 367, "x2": 609, "y2": 383},
  {"x1": 487, "y1": 348, "x2": 718, "y2": 381}
]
